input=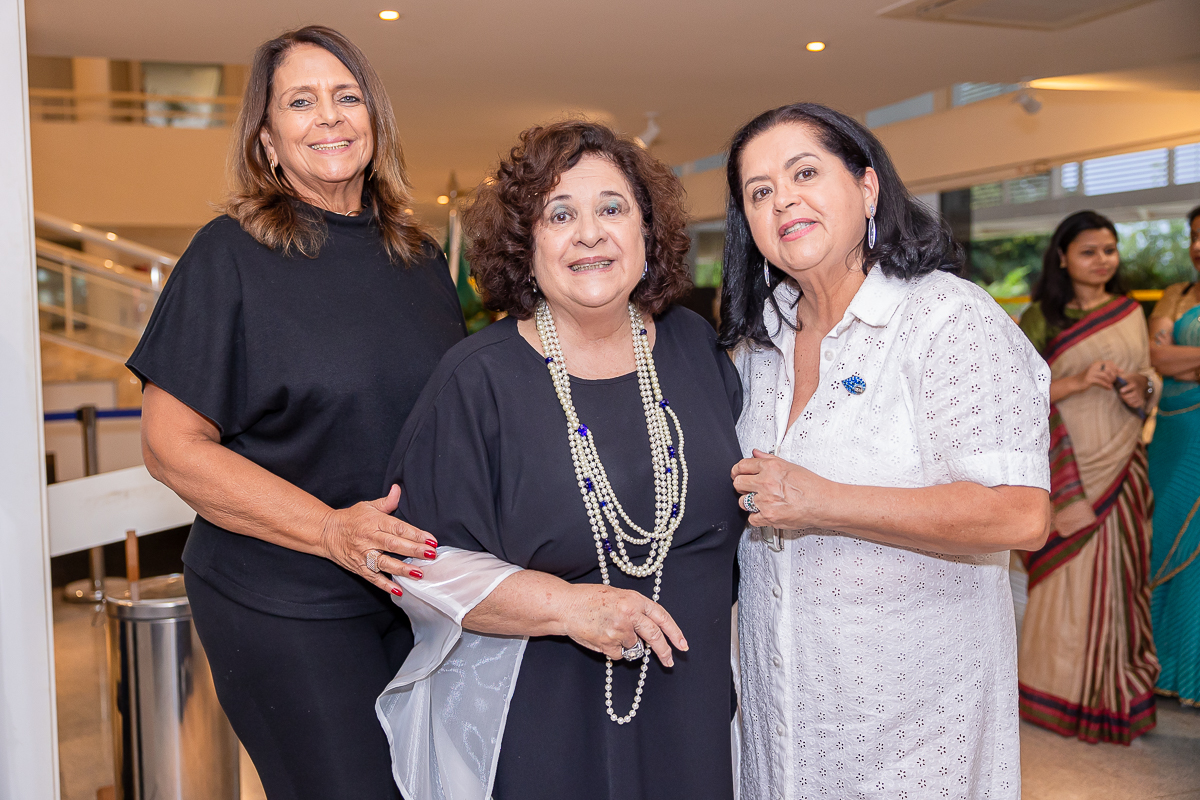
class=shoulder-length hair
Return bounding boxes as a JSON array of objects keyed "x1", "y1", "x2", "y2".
[
  {"x1": 1032, "y1": 210, "x2": 1123, "y2": 330},
  {"x1": 463, "y1": 120, "x2": 692, "y2": 320},
  {"x1": 718, "y1": 102, "x2": 963, "y2": 350},
  {"x1": 223, "y1": 25, "x2": 425, "y2": 263}
]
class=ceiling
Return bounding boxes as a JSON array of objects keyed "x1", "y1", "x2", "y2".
[{"x1": 25, "y1": 0, "x2": 1200, "y2": 216}]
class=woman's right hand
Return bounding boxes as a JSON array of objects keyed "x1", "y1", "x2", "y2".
[
  {"x1": 319, "y1": 484, "x2": 438, "y2": 595},
  {"x1": 560, "y1": 584, "x2": 688, "y2": 667},
  {"x1": 1078, "y1": 360, "x2": 1119, "y2": 391}
]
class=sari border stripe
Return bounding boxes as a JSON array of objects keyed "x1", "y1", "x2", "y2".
[{"x1": 1043, "y1": 297, "x2": 1140, "y2": 367}]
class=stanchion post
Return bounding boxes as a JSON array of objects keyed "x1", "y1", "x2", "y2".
[{"x1": 64, "y1": 404, "x2": 108, "y2": 603}]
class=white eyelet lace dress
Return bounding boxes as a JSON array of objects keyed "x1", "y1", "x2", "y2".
[{"x1": 734, "y1": 267, "x2": 1050, "y2": 800}]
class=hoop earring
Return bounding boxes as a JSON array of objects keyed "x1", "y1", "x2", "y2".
[
  {"x1": 763, "y1": 259, "x2": 771, "y2": 287},
  {"x1": 867, "y1": 204, "x2": 877, "y2": 249}
]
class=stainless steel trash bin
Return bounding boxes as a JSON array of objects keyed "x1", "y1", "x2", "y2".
[{"x1": 106, "y1": 573, "x2": 240, "y2": 800}]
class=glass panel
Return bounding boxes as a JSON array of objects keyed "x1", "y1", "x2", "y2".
[
  {"x1": 970, "y1": 182, "x2": 1004, "y2": 210},
  {"x1": 142, "y1": 62, "x2": 224, "y2": 129}
]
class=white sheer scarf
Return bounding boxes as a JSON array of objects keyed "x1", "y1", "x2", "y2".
[{"x1": 376, "y1": 547, "x2": 526, "y2": 800}]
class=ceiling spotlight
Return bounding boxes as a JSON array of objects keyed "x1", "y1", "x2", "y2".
[
  {"x1": 379, "y1": 10, "x2": 400, "y2": 20},
  {"x1": 806, "y1": 42, "x2": 826, "y2": 52},
  {"x1": 436, "y1": 195, "x2": 450, "y2": 205},
  {"x1": 1014, "y1": 89, "x2": 1042, "y2": 115},
  {"x1": 404, "y1": 208, "x2": 414, "y2": 215}
]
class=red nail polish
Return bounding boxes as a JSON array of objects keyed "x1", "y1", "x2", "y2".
[
  {"x1": 425, "y1": 539, "x2": 438, "y2": 549},
  {"x1": 424, "y1": 549, "x2": 437, "y2": 560},
  {"x1": 391, "y1": 588, "x2": 403, "y2": 597},
  {"x1": 409, "y1": 569, "x2": 423, "y2": 580}
]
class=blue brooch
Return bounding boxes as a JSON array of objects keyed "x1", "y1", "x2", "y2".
[{"x1": 841, "y1": 375, "x2": 866, "y2": 395}]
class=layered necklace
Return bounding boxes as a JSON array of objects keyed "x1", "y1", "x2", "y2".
[{"x1": 535, "y1": 299, "x2": 688, "y2": 724}]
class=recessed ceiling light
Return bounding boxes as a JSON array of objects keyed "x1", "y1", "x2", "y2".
[
  {"x1": 436, "y1": 195, "x2": 450, "y2": 205},
  {"x1": 806, "y1": 41, "x2": 826, "y2": 52},
  {"x1": 379, "y1": 10, "x2": 400, "y2": 20}
]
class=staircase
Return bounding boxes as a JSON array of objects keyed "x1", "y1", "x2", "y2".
[{"x1": 34, "y1": 212, "x2": 177, "y2": 362}]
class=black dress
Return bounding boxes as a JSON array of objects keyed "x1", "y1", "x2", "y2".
[{"x1": 385, "y1": 306, "x2": 745, "y2": 800}]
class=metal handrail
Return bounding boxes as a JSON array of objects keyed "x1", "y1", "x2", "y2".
[
  {"x1": 29, "y1": 88, "x2": 241, "y2": 127},
  {"x1": 35, "y1": 212, "x2": 176, "y2": 289},
  {"x1": 29, "y1": 88, "x2": 242, "y2": 105},
  {"x1": 36, "y1": 239, "x2": 160, "y2": 292}
]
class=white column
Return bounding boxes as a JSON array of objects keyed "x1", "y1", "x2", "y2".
[{"x1": 0, "y1": 0, "x2": 60, "y2": 797}]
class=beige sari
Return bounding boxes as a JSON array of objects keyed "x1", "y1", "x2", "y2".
[{"x1": 1018, "y1": 297, "x2": 1161, "y2": 744}]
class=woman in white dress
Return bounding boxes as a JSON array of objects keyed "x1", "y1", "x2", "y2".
[{"x1": 719, "y1": 103, "x2": 1053, "y2": 799}]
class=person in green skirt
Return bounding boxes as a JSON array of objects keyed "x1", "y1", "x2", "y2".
[{"x1": 1147, "y1": 204, "x2": 1200, "y2": 709}]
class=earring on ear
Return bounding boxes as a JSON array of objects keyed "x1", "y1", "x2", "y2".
[
  {"x1": 763, "y1": 259, "x2": 771, "y2": 287},
  {"x1": 642, "y1": 261, "x2": 649, "y2": 280},
  {"x1": 867, "y1": 204, "x2": 877, "y2": 249}
]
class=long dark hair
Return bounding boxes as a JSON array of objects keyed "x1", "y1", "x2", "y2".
[
  {"x1": 224, "y1": 25, "x2": 426, "y2": 262},
  {"x1": 1032, "y1": 210, "x2": 1123, "y2": 330},
  {"x1": 718, "y1": 103, "x2": 962, "y2": 350}
]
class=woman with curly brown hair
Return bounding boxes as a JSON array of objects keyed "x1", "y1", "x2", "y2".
[
  {"x1": 129, "y1": 26, "x2": 464, "y2": 799},
  {"x1": 375, "y1": 121, "x2": 744, "y2": 800}
]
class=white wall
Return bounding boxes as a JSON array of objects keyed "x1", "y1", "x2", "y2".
[{"x1": 0, "y1": 0, "x2": 59, "y2": 796}]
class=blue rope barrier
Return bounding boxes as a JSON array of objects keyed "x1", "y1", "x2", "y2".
[{"x1": 44, "y1": 408, "x2": 142, "y2": 422}]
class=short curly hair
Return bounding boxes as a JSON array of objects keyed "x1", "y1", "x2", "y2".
[{"x1": 463, "y1": 120, "x2": 693, "y2": 319}]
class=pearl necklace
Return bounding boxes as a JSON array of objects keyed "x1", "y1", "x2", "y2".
[{"x1": 535, "y1": 299, "x2": 688, "y2": 724}]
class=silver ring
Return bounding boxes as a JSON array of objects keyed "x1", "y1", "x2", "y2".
[
  {"x1": 744, "y1": 492, "x2": 760, "y2": 514},
  {"x1": 621, "y1": 640, "x2": 647, "y2": 661},
  {"x1": 365, "y1": 549, "x2": 382, "y2": 574}
]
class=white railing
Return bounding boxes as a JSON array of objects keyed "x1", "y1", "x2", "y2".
[
  {"x1": 35, "y1": 226, "x2": 167, "y2": 361},
  {"x1": 35, "y1": 211, "x2": 176, "y2": 290},
  {"x1": 29, "y1": 88, "x2": 241, "y2": 127}
]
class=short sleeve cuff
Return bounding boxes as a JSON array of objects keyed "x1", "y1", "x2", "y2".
[{"x1": 945, "y1": 452, "x2": 1050, "y2": 491}]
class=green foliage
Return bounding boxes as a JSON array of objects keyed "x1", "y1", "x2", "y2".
[
  {"x1": 694, "y1": 258, "x2": 722, "y2": 288},
  {"x1": 1115, "y1": 220, "x2": 1195, "y2": 290},
  {"x1": 968, "y1": 234, "x2": 1050, "y2": 293},
  {"x1": 969, "y1": 219, "x2": 1195, "y2": 300}
]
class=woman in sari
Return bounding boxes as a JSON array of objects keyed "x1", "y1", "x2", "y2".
[
  {"x1": 1147, "y1": 204, "x2": 1200, "y2": 708},
  {"x1": 1017, "y1": 210, "x2": 1161, "y2": 744}
]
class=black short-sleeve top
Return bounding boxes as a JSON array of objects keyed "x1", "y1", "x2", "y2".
[{"x1": 127, "y1": 209, "x2": 466, "y2": 619}]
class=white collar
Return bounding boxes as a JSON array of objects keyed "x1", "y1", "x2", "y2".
[{"x1": 764, "y1": 266, "x2": 910, "y2": 349}]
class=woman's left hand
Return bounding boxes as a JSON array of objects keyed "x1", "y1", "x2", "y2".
[
  {"x1": 732, "y1": 449, "x2": 832, "y2": 530},
  {"x1": 1117, "y1": 371, "x2": 1149, "y2": 409}
]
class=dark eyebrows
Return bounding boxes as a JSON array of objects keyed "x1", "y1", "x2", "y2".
[
  {"x1": 784, "y1": 152, "x2": 819, "y2": 169},
  {"x1": 743, "y1": 152, "x2": 821, "y2": 191},
  {"x1": 543, "y1": 189, "x2": 627, "y2": 206},
  {"x1": 281, "y1": 82, "x2": 361, "y2": 94}
]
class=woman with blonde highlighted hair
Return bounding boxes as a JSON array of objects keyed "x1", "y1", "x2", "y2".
[{"x1": 129, "y1": 25, "x2": 465, "y2": 799}]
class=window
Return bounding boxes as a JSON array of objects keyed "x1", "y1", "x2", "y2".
[
  {"x1": 951, "y1": 83, "x2": 1020, "y2": 107},
  {"x1": 1081, "y1": 148, "x2": 1169, "y2": 196},
  {"x1": 1174, "y1": 142, "x2": 1200, "y2": 186}
]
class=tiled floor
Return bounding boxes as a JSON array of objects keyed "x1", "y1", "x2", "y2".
[{"x1": 53, "y1": 588, "x2": 1199, "y2": 800}]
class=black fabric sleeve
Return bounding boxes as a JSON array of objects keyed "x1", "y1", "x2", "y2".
[
  {"x1": 126, "y1": 219, "x2": 249, "y2": 439},
  {"x1": 384, "y1": 355, "x2": 504, "y2": 557}
]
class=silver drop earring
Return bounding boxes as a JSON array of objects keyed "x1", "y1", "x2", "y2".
[
  {"x1": 867, "y1": 204, "x2": 877, "y2": 249},
  {"x1": 642, "y1": 261, "x2": 648, "y2": 280},
  {"x1": 763, "y1": 259, "x2": 771, "y2": 287}
]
